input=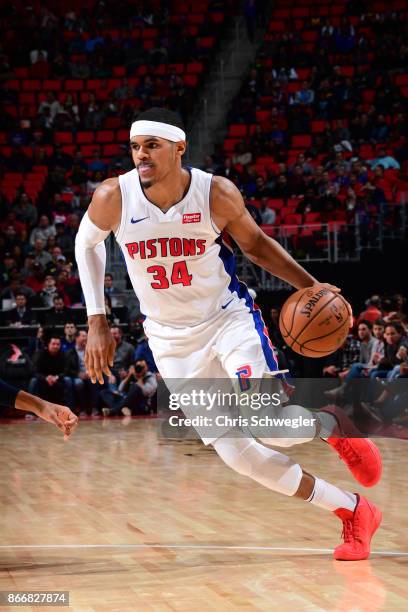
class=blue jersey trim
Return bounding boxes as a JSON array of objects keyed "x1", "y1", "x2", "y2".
[{"x1": 215, "y1": 235, "x2": 279, "y2": 372}]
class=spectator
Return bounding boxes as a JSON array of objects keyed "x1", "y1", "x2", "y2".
[
  {"x1": 133, "y1": 324, "x2": 157, "y2": 374},
  {"x1": 29, "y1": 336, "x2": 69, "y2": 404},
  {"x1": 293, "y1": 81, "x2": 315, "y2": 106},
  {"x1": 322, "y1": 333, "x2": 361, "y2": 379},
  {"x1": 40, "y1": 275, "x2": 59, "y2": 308},
  {"x1": 61, "y1": 322, "x2": 77, "y2": 352},
  {"x1": 253, "y1": 176, "x2": 272, "y2": 200},
  {"x1": 1, "y1": 275, "x2": 35, "y2": 306},
  {"x1": 32, "y1": 238, "x2": 52, "y2": 268},
  {"x1": 25, "y1": 262, "x2": 45, "y2": 294},
  {"x1": 271, "y1": 175, "x2": 290, "y2": 200},
  {"x1": 104, "y1": 273, "x2": 123, "y2": 307},
  {"x1": 110, "y1": 326, "x2": 135, "y2": 374},
  {"x1": 7, "y1": 292, "x2": 36, "y2": 327},
  {"x1": 27, "y1": 325, "x2": 45, "y2": 357},
  {"x1": 0, "y1": 252, "x2": 18, "y2": 287},
  {"x1": 54, "y1": 222, "x2": 75, "y2": 252},
  {"x1": 12, "y1": 193, "x2": 38, "y2": 227},
  {"x1": 325, "y1": 320, "x2": 376, "y2": 399},
  {"x1": 64, "y1": 330, "x2": 100, "y2": 416},
  {"x1": 101, "y1": 359, "x2": 157, "y2": 416},
  {"x1": 245, "y1": 200, "x2": 262, "y2": 225},
  {"x1": 45, "y1": 246, "x2": 68, "y2": 276},
  {"x1": 260, "y1": 199, "x2": 276, "y2": 224},
  {"x1": 357, "y1": 295, "x2": 382, "y2": 324},
  {"x1": 369, "y1": 322, "x2": 408, "y2": 379},
  {"x1": 29, "y1": 215, "x2": 56, "y2": 247},
  {"x1": 368, "y1": 148, "x2": 400, "y2": 170},
  {"x1": 232, "y1": 142, "x2": 252, "y2": 166},
  {"x1": 43, "y1": 294, "x2": 70, "y2": 326}
]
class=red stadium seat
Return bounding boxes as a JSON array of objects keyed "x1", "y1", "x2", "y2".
[
  {"x1": 291, "y1": 135, "x2": 312, "y2": 148},
  {"x1": 76, "y1": 132, "x2": 94, "y2": 144},
  {"x1": 229, "y1": 124, "x2": 247, "y2": 137},
  {"x1": 112, "y1": 66, "x2": 126, "y2": 77},
  {"x1": 22, "y1": 80, "x2": 41, "y2": 91},
  {"x1": 65, "y1": 80, "x2": 84, "y2": 91},
  {"x1": 103, "y1": 144, "x2": 121, "y2": 156},
  {"x1": 96, "y1": 130, "x2": 114, "y2": 143},
  {"x1": 311, "y1": 120, "x2": 326, "y2": 133},
  {"x1": 184, "y1": 75, "x2": 198, "y2": 87},
  {"x1": 304, "y1": 212, "x2": 321, "y2": 223},
  {"x1": 187, "y1": 62, "x2": 203, "y2": 73},
  {"x1": 268, "y1": 199, "x2": 284, "y2": 210},
  {"x1": 54, "y1": 132, "x2": 73, "y2": 144},
  {"x1": 284, "y1": 213, "x2": 302, "y2": 225}
]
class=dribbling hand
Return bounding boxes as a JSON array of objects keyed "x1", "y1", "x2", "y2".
[{"x1": 313, "y1": 282, "x2": 353, "y2": 328}]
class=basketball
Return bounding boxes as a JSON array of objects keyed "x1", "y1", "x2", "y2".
[{"x1": 279, "y1": 286, "x2": 351, "y2": 357}]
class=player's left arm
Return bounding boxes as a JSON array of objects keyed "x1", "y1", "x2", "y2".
[
  {"x1": 0, "y1": 378, "x2": 78, "y2": 439},
  {"x1": 210, "y1": 176, "x2": 339, "y2": 291}
]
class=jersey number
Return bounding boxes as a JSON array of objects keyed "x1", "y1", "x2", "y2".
[{"x1": 147, "y1": 261, "x2": 193, "y2": 289}]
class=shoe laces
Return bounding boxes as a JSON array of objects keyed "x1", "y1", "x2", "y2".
[
  {"x1": 341, "y1": 516, "x2": 360, "y2": 544},
  {"x1": 336, "y1": 439, "x2": 362, "y2": 467}
]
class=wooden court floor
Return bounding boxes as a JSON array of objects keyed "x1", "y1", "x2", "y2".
[{"x1": 0, "y1": 418, "x2": 407, "y2": 611}]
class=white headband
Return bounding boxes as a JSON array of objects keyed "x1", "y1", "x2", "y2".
[{"x1": 130, "y1": 120, "x2": 186, "y2": 142}]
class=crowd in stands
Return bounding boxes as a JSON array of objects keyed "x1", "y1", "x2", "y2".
[
  {"x1": 268, "y1": 292, "x2": 408, "y2": 427},
  {"x1": 203, "y1": 0, "x2": 407, "y2": 234}
]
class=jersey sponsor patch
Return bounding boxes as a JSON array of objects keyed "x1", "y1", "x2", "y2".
[{"x1": 183, "y1": 212, "x2": 201, "y2": 224}]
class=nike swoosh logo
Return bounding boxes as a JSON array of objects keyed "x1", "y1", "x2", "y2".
[
  {"x1": 131, "y1": 216, "x2": 150, "y2": 224},
  {"x1": 221, "y1": 298, "x2": 234, "y2": 310}
]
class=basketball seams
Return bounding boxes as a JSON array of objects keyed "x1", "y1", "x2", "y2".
[
  {"x1": 279, "y1": 310, "x2": 290, "y2": 338},
  {"x1": 291, "y1": 293, "x2": 339, "y2": 344},
  {"x1": 300, "y1": 317, "x2": 349, "y2": 347},
  {"x1": 287, "y1": 287, "x2": 310, "y2": 336}
]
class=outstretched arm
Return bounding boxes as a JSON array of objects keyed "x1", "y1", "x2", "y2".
[
  {"x1": 210, "y1": 176, "x2": 336, "y2": 290},
  {"x1": 75, "y1": 178, "x2": 120, "y2": 383},
  {"x1": 0, "y1": 379, "x2": 78, "y2": 439}
]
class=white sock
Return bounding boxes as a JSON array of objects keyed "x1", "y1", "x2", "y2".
[
  {"x1": 317, "y1": 412, "x2": 338, "y2": 440},
  {"x1": 307, "y1": 477, "x2": 357, "y2": 512}
]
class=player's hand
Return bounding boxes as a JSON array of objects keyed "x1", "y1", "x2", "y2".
[
  {"x1": 34, "y1": 402, "x2": 78, "y2": 440},
  {"x1": 313, "y1": 283, "x2": 353, "y2": 328},
  {"x1": 86, "y1": 315, "x2": 116, "y2": 384},
  {"x1": 313, "y1": 282, "x2": 340, "y2": 293}
]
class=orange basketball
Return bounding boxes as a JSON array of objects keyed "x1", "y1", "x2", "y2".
[{"x1": 279, "y1": 286, "x2": 351, "y2": 357}]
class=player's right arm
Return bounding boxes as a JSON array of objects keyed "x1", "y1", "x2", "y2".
[{"x1": 75, "y1": 178, "x2": 121, "y2": 384}]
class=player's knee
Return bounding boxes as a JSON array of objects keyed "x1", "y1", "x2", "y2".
[{"x1": 212, "y1": 437, "x2": 254, "y2": 478}]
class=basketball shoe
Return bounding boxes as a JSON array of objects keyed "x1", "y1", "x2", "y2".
[
  {"x1": 333, "y1": 494, "x2": 382, "y2": 560},
  {"x1": 320, "y1": 405, "x2": 382, "y2": 487}
]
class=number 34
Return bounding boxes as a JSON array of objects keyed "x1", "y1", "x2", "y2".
[{"x1": 147, "y1": 261, "x2": 192, "y2": 289}]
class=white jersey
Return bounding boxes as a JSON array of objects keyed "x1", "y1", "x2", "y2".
[{"x1": 115, "y1": 167, "x2": 252, "y2": 328}]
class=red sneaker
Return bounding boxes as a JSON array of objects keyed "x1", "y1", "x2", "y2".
[
  {"x1": 333, "y1": 494, "x2": 382, "y2": 560},
  {"x1": 320, "y1": 405, "x2": 382, "y2": 487}
]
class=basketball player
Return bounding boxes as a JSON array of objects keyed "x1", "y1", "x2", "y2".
[
  {"x1": 75, "y1": 108, "x2": 382, "y2": 561},
  {"x1": 0, "y1": 378, "x2": 78, "y2": 439}
]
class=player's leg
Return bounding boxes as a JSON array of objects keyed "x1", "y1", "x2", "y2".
[
  {"x1": 212, "y1": 427, "x2": 382, "y2": 560},
  {"x1": 216, "y1": 306, "x2": 382, "y2": 486}
]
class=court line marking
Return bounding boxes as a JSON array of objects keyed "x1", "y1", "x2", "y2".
[{"x1": 0, "y1": 544, "x2": 407, "y2": 556}]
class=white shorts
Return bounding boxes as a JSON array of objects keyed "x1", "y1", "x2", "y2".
[{"x1": 144, "y1": 297, "x2": 282, "y2": 444}]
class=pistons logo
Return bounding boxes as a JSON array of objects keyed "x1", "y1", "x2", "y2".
[{"x1": 235, "y1": 364, "x2": 252, "y2": 392}]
